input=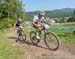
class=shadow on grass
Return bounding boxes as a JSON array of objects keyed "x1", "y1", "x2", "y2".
[{"x1": 8, "y1": 37, "x2": 18, "y2": 40}]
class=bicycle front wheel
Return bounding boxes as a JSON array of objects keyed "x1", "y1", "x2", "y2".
[{"x1": 44, "y1": 32, "x2": 60, "y2": 51}]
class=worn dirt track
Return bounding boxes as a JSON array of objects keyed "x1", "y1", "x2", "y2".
[{"x1": 7, "y1": 30, "x2": 75, "y2": 59}]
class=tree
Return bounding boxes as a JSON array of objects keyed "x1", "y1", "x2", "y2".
[
  {"x1": 60, "y1": 17, "x2": 66, "y2": 23},
  {"x1": 0, "y1": 0, "x2": 27, "y2": 29},
  {"x1": 74, "y1": 10, "x2": 75, "y2": 16}
]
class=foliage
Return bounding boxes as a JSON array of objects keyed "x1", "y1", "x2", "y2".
[
  {"x1": 0, "y1": 0, "x2": 26, "y2": 29},
  {"x1": 74, "y1": 10, "x2": 75, "y2": 15},
  {"x1": 67, "y1": 17, "x2": 75, "y2": 22},
  {"x1": 0, "y1": 18, "x2": 15, "y2": 29}
]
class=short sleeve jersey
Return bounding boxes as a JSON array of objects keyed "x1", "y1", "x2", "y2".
[{"x1": 33, "y1": 15, "x2": 45, "y2": 22}]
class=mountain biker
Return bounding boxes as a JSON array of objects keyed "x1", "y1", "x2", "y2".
[
  {"x1": 32, "y1": 11, "x2": 49, "y2": 41},
  {"x1": 15, "y1": 17, "x2": 23, "y2": 33}
]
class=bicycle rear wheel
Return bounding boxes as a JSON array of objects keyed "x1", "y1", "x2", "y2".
[
  {"x1": 17, "y1": 30, "x2": 26, "y2": 42},
  {"x1": 22, "y1": 34, "x2": 26, "y2": 42},
  {"x1": 30, "y1": 31, "x2": 40, "y2": 45},
  {"x1": 44, "y1": 32, "x2": 60, "y2": 51}
]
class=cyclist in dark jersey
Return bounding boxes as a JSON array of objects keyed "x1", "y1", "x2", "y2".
[
  {"x1": 16, "y1": 18, "x2": 22, "y2": 28},
  {"x1": 15, "y1": 17, "x2": 23, "y2": 34}
]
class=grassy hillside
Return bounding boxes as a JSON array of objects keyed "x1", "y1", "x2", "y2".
[{"x1": 26, "y1": 8, "x2": 75, "y2": 20}]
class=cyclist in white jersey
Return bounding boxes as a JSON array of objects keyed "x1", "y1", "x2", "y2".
[{"x1": 32, "y1": 11, "x2": 48, "y2": 41}]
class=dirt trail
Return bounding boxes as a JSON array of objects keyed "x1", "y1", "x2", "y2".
[{"x1": 7, "y1": 30, "x2": 75, "y2": 59}]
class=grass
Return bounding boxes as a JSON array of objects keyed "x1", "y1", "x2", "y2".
[
  {"x1": 49, "y1": 24, "x2": 75, "y2": 45},
  {"x1": 50, "y1": 24, "x2": 75, "y2": 28},
  {"x1": 0, "y1": 28, "x2": 24, "y2": 59},
  {"x1": 50, "y1": 30, "x2": 75, "y2": 44}
]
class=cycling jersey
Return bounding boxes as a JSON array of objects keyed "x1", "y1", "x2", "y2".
[
  {"x1": 16, "y1": 18, "x2": 23, "y2": 27},
  {"x1": 33, "y1": 15, "x2": 45, "y2": 23}
]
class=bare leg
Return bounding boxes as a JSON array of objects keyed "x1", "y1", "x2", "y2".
[{"x1": 36, "y1": 28, "x2": 41, "y2": 39}]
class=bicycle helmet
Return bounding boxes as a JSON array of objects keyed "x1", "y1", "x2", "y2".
[
  {"x1": 38, "y1": 11, "x2": 45, "y2": 16},
  {"x1": 17, "y1": 18, "x2": 22, "y2": 23}
]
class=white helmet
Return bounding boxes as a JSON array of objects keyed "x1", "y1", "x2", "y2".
[
  {"x1": 38, "y1": 11, "x2": 45, "y2": 16},
  {"x1": 17, "y1": 18, "x2": 22, "y2": 23}
]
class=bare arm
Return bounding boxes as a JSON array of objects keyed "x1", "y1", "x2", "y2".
[{"x1": 32, "y1": 19, "x2": 39, "y2": 27}]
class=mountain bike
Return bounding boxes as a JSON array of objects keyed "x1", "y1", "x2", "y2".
[
  {"x1": 16, "y1": 26, "x2": 26, "y2": 42},
  {"x1": 30, "y1": 23, "x2": 60, "y2": 51}
]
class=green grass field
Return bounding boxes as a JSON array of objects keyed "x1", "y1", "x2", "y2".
[{"x1": 50, "y1": 24, "x2": 75, "y2": 44}]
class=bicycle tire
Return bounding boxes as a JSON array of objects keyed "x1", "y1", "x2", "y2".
[
  {"x1": 22, "y1": 34, "x2": 26, "y2": 42},
  {"x1": 17, "y1": 30, "x2": 26, "y2": 42},
  {"x1": 44, "y1": 32, "x2": 60, "y2": 51},
  {"x1": 30, "y1": 31, "x2": 40, "y2": 45}
]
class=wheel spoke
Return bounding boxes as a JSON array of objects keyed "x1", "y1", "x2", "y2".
[{"x1": 45, "y1": 32, "x2": 60, "y2": 50}]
